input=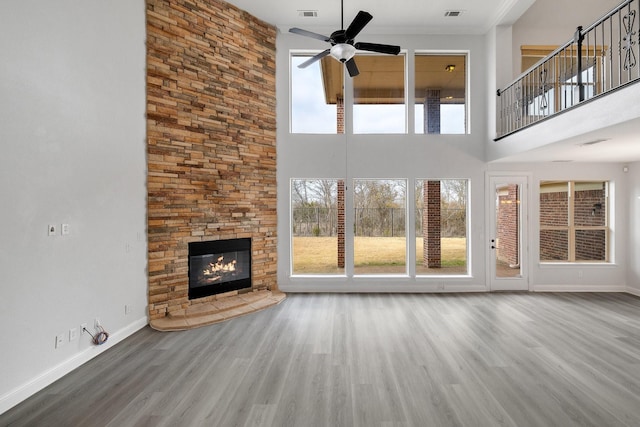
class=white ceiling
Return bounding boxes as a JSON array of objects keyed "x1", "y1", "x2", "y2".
[
  {"x1": 227, "y1": 0, "x2": 640, "y2": 164},
  {"x1": 227, "y1": 0, "x2": 535, "y2": 35}
]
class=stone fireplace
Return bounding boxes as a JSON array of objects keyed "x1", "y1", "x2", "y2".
[{"x1": 145, "y1": 0, "x2": 280, "y2": 330}]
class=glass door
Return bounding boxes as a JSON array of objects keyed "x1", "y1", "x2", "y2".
[{"x1": 488, "y1": 175, "x2": 528, "y2": 291}]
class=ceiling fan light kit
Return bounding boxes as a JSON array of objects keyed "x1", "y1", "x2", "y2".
[
  {"x1": 330, "y1": 43, "x2": 356, "y2": 62},
  {"x1": 289, "y1": 1, "x2": 401, "y2": 77}
]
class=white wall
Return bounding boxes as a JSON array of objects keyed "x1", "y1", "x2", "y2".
[
  {"x1": 488, "y1": 162, "x2": 629, "y2": 291},
  {"x1": 0, "y1": 0, "x2": 147, "y2": 413},
  {"x1": 628, "y1": 162, "x2": 640, "y2": 295}
]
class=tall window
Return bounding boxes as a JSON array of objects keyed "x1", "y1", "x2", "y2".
[
  {"x1": 415, "y1": 54, "x2": 467, "y2": 134},
  {"x1": 353, "y1": 54, "x2": 406, "y2": 134},
  {"x1": 291, "y1": 54, "x2": 344, "y2": 134},
  {"x1": 540, "y1": 181, "x2": 609, "y2": 262},
  {"x1": 291, "y1": 179, "x2": 345, "y2": 275},
  {"x1": 415, "y1": 179, "x2": 468, "y2": 275},
  {"x1": 353, "y1": 179, "x2": 407, "y2": 274}
]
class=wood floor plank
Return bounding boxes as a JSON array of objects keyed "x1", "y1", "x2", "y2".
[{"x1": 3, "y1": 293, "x2": 640, "y2": 427}]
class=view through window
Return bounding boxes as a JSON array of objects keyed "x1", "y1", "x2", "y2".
[
  {"x1": 415, "y1": 54, "x2": 467, "y2": 134},
  {"x1": 540, "y1": 181, "x2": 609, "y2": 262},
  {"x1": 354, "y1": 179, "x2": 407, "y2": 275},
  {"x1": 415, "y1": 179, "x2": 468, "y2": 275},
  {"x1": 291, "y1": 55, "x2": 343, "y2": 134},
  {"x1": 291, "y1": 179, "x2": 344, "y2": 275},
  {"x1": 353, "y1": 55, "x2": 406, "y2": 134},
  {"x1": 291, "y1": 51, "x2": 467, "y2": 134}
]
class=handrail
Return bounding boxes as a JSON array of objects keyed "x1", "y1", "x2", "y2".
[{"x1": 496, "y1": 0, "x2": 639, "y2": 139}]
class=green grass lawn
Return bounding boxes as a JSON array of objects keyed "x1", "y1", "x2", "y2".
[{"x1": 292, "y1": 236, "x2": 467, "y2": 274}]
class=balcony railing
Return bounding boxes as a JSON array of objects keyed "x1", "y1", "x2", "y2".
[{"x1": 496, "y1": 0, "x2": 640, "y2": 138}]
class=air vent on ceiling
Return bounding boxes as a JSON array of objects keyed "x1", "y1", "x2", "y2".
[
  {"x1": 298, "y1": 10, "x2": 318, "y2": 17},
  {"x1": 444, "y1": 10, "x2": 463, "y2": 17}
]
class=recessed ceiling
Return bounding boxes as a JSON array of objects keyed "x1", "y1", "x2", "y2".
[{"x1": 227, "y1": 0, "x2": 536, "y2": 34}]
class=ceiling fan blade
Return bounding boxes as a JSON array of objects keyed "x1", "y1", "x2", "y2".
[
  {"x1": 297, "y1": 49, "x2": 331, "y2": 68},
  {"x1": 345, "y1": 58, "x2": 360, "y2": 77},
  {"x1": 354, "y1": 42, "x2": 401, "y2": 55},
  {"x1": 345, "y1": 11, "x2": 373, "y2": 40},
  {"x1": 289, "y1": 27, "x2": 331, "y2": 42}
]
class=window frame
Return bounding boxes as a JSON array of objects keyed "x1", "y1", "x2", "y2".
[
  {"x1": 539, "y1": 180, "x2": 610, "y2": 263},
  {"x1": 414, "y1": 50, "x2": 469, "y2": 135}
]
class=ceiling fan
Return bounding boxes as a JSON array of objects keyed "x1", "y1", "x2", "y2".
[{"x1": 288, "y1": 1, "x2": 401, "y2": 77}]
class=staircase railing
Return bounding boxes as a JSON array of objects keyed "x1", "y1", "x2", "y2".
[{"x1": 496, "y1": 0, "x2": 639, "y2": 139}]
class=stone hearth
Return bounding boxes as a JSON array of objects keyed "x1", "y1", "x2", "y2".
[{"x1": 150, "y1": 289, "x2": 286, "y2": 331}]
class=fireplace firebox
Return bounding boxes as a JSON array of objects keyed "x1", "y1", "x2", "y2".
[{"x1": 188, "y1": 238, "x2": 251, "y2": 299}]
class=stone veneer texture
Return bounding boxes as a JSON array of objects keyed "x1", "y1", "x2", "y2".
[{"x1": 146, "y1": 0, "x2": 277, "y2": 320}]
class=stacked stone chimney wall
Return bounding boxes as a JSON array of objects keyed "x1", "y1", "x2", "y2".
[{"x1": 146, "y1": 0, "x2": 277, "y2": 320}]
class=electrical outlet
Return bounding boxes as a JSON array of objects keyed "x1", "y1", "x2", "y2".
[
  {"x1": 55, "y1": 333, "x2": 65, "y2": 349},
  {"x1": 124, "y1": 304, "x2": 131, "y2": 315},
  {"x1": 69, "y1": 327, "x2": 78, "y2": 341},
  {"x1": 94, "y1": 318, "x2": 101, "y2": 329},
  {"x1": 81, "y1": 323, "x2": 88, "y2": 334},
  {"x1": 61, "y1": 223, "x2": 70, "y2": 235}
]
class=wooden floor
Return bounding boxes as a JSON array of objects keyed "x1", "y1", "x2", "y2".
[{"x1": 3, "y1": 292, "x2": 640, "y2": 426}]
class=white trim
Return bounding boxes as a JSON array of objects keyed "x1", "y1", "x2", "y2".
[
  {"x1": 486, "y1": 173, "x2": 531, "y2": 291},
  {"x1": 280, "y1": 282, "x2": 487, "y2": 293},
  {"x1": 626, "y1": 287, "x2": 640, "y2": 297},
  {"x1": 0, "y1": 317, "x2": 148, "y2": 415},
  {"x1": 531, "y1": 284, "x2": 626, "y2": 292}
]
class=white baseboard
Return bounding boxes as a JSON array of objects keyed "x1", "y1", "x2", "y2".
[
  {"x1": 0, "y1": 317, "x2": 148, "y2": 415},
  {"x1": 279, "y1": 283, "x2": 488, "y2": 293},
  {"x1": 626, "y1": 287, "x2": 640, "y2": 297},
  {"x1": 531, "y1": 284, "x2": 627, "y2": 292}
]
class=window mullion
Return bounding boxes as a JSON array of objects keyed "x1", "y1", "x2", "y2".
[{"x1": 568, "y1": 181, "x2": 576, "y2": 262}]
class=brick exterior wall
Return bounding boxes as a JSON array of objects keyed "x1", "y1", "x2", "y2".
[
  {"x1": 337, "y1": 97, "x2": 345, "y2": 134},
  {"x1": 539, "y1": 191, "x2": 568, "y2": 260},
  {"x1": 574, "y1": 188, "x2": 606, "y2": 227},
  {"x1": 540, "y1": 187, "x2": 606, "y2": 261},
  {"x1": 423, "y1": 181, "x2": 441, "y2": 268},
  {"x1": 146, "y1": 0, "x2": 277, "y2": 320},
  {"x1": 425, "y1": 90, "x2": 441, "y2": 134},
  {"x1": 497, "y1": 184, "x2": 519, "y2": 266},
  {"x1": 337, "y1": 180, "x2": 345, "y2": 269}
]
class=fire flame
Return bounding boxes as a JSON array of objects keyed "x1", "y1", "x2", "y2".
[{"x1": 203, "y1": 255, "x2": 237, "y2": 276}]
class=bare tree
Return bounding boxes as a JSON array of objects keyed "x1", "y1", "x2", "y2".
[
  {"x1": 354, "y1": 180, "x2": 406, "y2": 236},
  {"x1": 292, "y1": 179, "x2": 338, "y2": 236}
]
